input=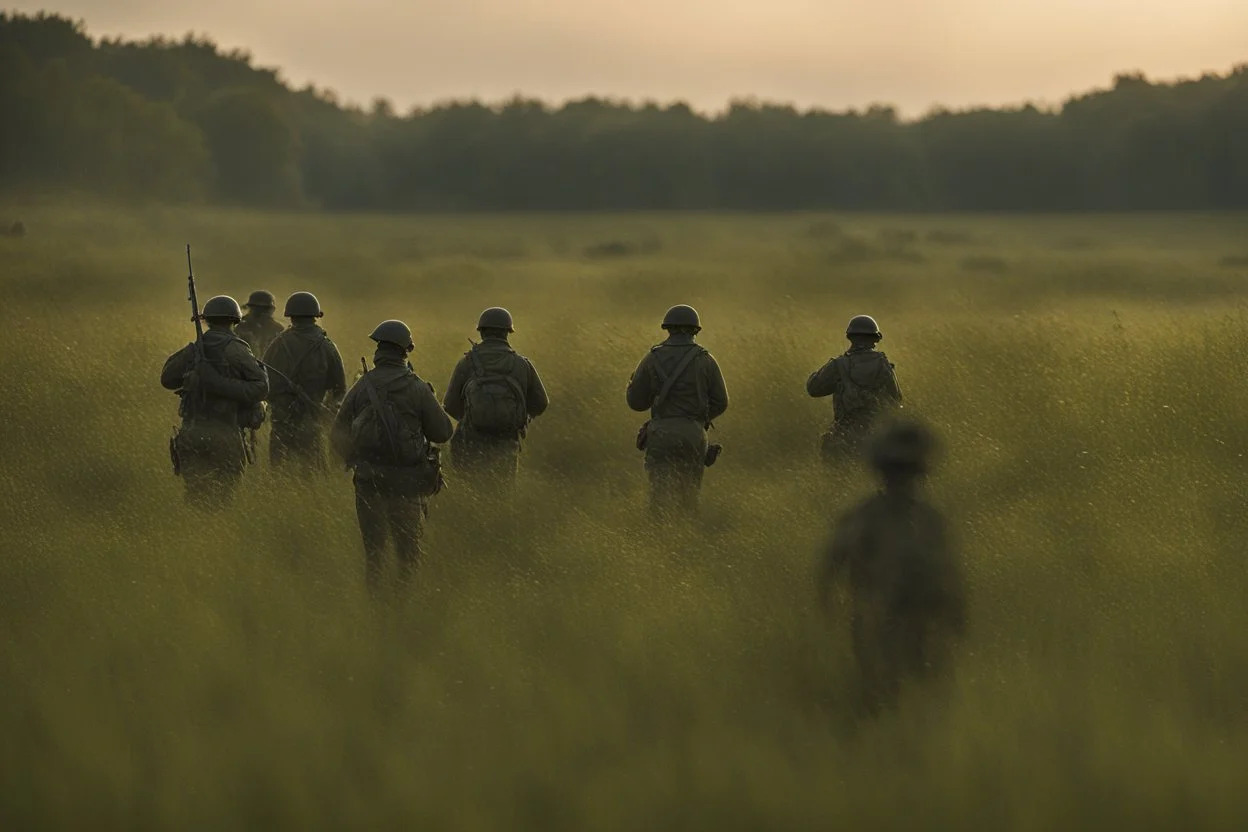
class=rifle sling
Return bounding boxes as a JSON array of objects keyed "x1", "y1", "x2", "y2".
[
  {"x1": 360, "y1": 371, "x2": 401, "y2": 458},
  {"x1": 654, "y1": 346, "x2": 704, "y2": 409}
]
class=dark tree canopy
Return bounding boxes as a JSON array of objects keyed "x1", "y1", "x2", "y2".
[{"x1": 1, "y1": 12, "x2": 1245, "y2": 211}]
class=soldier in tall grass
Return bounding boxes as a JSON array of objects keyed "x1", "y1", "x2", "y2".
[
  {"x1": 234, "y1": 290, "x2": 284, "y2": 358},
  {"x1": 807, "y1": 315, "x2": 902, "y2": 464},
  {"x1": 627, "y1": 305, "x2": 729, "y2": 517},
  {"x1": 161, "y1": 295, "x2": 269, "y2": 509},
  {"x1": 818, "y1": 420, "x2": 966, "y2": 716}
]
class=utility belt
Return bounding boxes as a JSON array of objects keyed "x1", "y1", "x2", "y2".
[{"x1": 635, "y1": 417, "x2": 723, "y2": 467}]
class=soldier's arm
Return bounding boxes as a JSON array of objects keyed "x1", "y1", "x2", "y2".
[
  {"x1": 200, "y1": 342, "x2": 270, "y2": 403},
  {"x1": 324, "y1": 340, "x2": 348, "y2": 407},
  {"x1": 882, "y1": 356, "x2": 902, "y2": 404},
  {"x1": 625, "y1": 353, "x2": 655, "y2": 413},
  {"x1": 806, "y1": 359, "x2": 839, "y2": 398},
  {"x1": 160, "y1": 344, "x2": 195, "y2": 390},
  {"x1": 418, "y1": 381, "x2": 454, "y2": 444},
  {"x1": 705, "y1": 354, "x2": 728, "y2": 422},
  {"x1": 524, "y1": 358, "x2": 550, "y2": 419},
  {"x1": 330, "y1": 385, "x2": 362, "y2": 462},
  {"x1": 817, "y1": 515, "x2": 856, "y2": 611},
  {"x1": 442, "y1": 357, "x2": 470, "y2": 421}
]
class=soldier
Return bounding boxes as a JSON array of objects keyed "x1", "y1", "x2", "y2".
[
  {"x1": 261, "y1": 291, "x2": 347, "y2": 472},
  {"x1": 331, "y1": 320, "x2": 453, "y2": 593},
  {"x1": 817, "y1": 420, "x2": 966, "y2": 717},
  {"x1": 160, "y1": 295, "x2": 269, "y2": 509},
  {"x1": 235, "y1": 290, "x2": 284, "y2": 358},
  {"x1": 442, "y1": 307, "x2": 549, "y2": 491},
  {"x1": 807, "y1": 314, "x2": 902, "y2": 464},
  {"x1": 626, "y1": 304, "x2": 729, "y2": 517}
]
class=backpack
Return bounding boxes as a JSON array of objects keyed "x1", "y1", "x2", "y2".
[
  {"x1": 462, "y1": 347, "x2": 529, "y2": 436},
  {"x1": 835, "y1": 351, "x2": 894, "y2": 419},
  {"x1": 349, "y1": 372, "x2": 428, "y2": 466}
]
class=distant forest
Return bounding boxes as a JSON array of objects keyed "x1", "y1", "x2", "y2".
[{"x1": 3, "y1": 12, "x2": 1247, "y2": 211}]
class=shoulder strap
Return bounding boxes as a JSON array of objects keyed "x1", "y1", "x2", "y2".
[
  {"x1": 360, "y1": 371, "x2": 400, "y2": 456},
  {"x1": 467, "y1": 345, "x2": 487, "y2": 378},
  {"x1": 654, "y1": 346, "x2": 705, "y2": 408}
]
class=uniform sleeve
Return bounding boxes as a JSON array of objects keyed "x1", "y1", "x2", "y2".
[
  {"x1": 330, "y1": 384, "x2": 363, "y2": 462},
  {"x1": 442, "y1": 356, "x2": 471, "y2": 421},
  {"x1": 160, "y1": 343, "x2": 195, "y2": 390},
  {"x1": 705, "y1": 354, "x2": 728, "y2": 422},
  {"x1": 806, "y1": 358, "x2": 839, "y2": 398},
  {"x1": 625, "y1": 353, "x2": 655, "y2": 413},
  {"x1": 324, "y1": 339, "x2": 348, "y2": 407},
  {"x1": 524, "y1": 358, "x2": 549, "y2": 418},
  {"x1": 881, "y1": 355, "x2": 902, "y2": 404},
  {"x1": 419, "y1": 382, "x2": 454, "y2": 444}
]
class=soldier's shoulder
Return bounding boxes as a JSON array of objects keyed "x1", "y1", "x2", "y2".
[{"x1": 223, "y1": 335, "x2": 259, "y2": 359}]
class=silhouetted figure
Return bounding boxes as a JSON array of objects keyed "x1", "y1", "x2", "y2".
[
  {"x1": 817, "y1": 420, "x2": 965, "y2": 716},
  {"x1": 807, "y1": 314, "x2": 902, "y2": 465}
]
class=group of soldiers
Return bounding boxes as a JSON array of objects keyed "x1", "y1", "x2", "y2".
[{"x1": 160, "y1": 291, "x2": 963, "y2": 715}]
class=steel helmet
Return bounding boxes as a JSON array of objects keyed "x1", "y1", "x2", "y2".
[
  {"x1": 846, "y1": 314, "x2": 882, "y2": 339},
  {"x1": 244, "y1": 290, "x2": 276, "y2": 310},
  {"x1": 869, "y1": 420, "x2": 936, "y2": 476},
  {"x1": 201, "y1": 295, "x2": 243, "y2": 323},
  {"x1": 477, "y1": 307, "x2": 514, "y2": 332},
  {"x1": 284, "y1": 291, "x2": 323, "y2": 318},
  {"x1": 661, "y1": 304, "x2": 701, "y2": 330},
  {"x1": 369, "y1": 319, "x2": 414, "y2": 351}
]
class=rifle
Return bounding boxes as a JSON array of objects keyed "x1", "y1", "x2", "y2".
[
  {"x1": 186, "y1": 244, "x2": 204, "y2": 359},
  {"x1": 259, "y1": 359, "x2": 334, "y2": 420}
]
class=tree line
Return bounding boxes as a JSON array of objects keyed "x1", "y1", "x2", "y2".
[{"x1": 2, "y1": 12, "x2": 1246, "y2": 211}]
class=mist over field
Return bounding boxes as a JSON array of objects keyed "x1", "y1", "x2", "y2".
[{"x1": 3, "y1": 206, "x2": 1248, "y2": 827}]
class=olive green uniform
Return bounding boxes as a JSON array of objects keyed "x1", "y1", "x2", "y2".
[
  {"x1": 161, "y1": 329, "x2": 269, "y2": 508},
  {"x1": 235, "y1": 312, "x2": 284, "y2": 359},
  {"x1": 442, "y1": 337, "x2": 549, "y2": 488},
  {"x1": 807, "y1": 345, "x2": 902, "y2": 461},
  {"x1": 331, "y1": 347, "x2": 453, "y2": 590},
  {"x1": 627, "y1": 333, "x2": 729, "y2": 516},
  {"x1": 262, "y1": 322, "x2": 347, "y2": 471},
  {"x1": 818, "y1": 486, "x2": 965, "y2": 716}
]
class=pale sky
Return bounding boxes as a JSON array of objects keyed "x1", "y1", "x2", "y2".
[{"x1": 13, "y1": 0, "x2": 1248, "y2": 116}]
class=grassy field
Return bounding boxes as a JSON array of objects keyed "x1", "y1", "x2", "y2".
[{"x1": 2, "y1": 206, "x2": 1248, "y2": 829}]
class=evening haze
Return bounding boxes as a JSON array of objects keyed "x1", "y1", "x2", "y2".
[{"x1": 12, "y1": 0, "x2": 1248, "y2": 115}]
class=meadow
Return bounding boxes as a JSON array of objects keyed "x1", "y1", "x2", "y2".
[{"x1": 2, "y1": 205, "x2": 1248, "y2": 829}]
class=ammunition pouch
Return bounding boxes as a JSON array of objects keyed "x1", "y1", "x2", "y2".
[
  {"x1": 635, "y1": 421, "x2": 650, "y2": 452},
  {"x1": 704, "y1": 443, "x2": 723, "y2": 468}
]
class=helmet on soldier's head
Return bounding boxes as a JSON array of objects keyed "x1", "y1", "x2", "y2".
[
  {"x1": 662, "y1": 304, "x2": 701, "y2": 331},
  {"x1": 201, "y1": 295, "x2": 243, "y2": 323},
  {"x1": 244, "y1": 290, "x2": 276, "y2": 310},
  {"x1": 284, "y1": 291, "x2": 323, "y2": 318},
  {"x1": 869, "y1": 420, "x2": 937, "y2": 477},
  {"x1": 846, "y1": 314, "x2": 882, "y2": 339},
  {"x1": 370, "y1": 319, "x2": 414, "y2": 351},
  {"x1": 477, "y1": 307, "x2": 514, "y2": 332}
]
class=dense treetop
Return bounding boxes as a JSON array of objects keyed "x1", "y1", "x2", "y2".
[{"x1": 2, "y1": 12, "x2": 1245, "y2": 210}]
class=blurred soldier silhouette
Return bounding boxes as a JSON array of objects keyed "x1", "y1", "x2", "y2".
[
  {"x1": 261, "y1": 291, "x2": 346, "y2": 473},
  {"x1": 627, "y1": 305, "x2": 729, "y2": 518},
  {"x1": 161, "y1": 295, "x2": 269, "y2": 509},
  {"x1": 817, "y1": 420, "x2": 965, "y2": 717},
  {"x1": 442, "y1": 307, "x2": 548, "y2": 494},
  {"x1": 331, "y1": 320, "x2": 453, "y2": 593},
  {"x1": 807, "y1": 314, "x2": 902, "y2": 464},
  {"x1": 234, "y1": 290, "x2": 284, "y2": 358}
]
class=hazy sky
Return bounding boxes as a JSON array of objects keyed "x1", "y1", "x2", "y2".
[{"x1": 14, "y1": 0, "x2": 1248, "y2": 115}]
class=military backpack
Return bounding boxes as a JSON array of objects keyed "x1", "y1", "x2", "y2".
[{"x1": 462, "y1": 346, "x2": 528, "y2": 437}]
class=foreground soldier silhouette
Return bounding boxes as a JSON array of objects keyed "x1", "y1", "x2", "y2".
[
  {"x1": 161, "y1": 295, "x2": 269, "y2": 509},
  {"x1": 442, "y1": 307, "x2": 549, "y2": 492},
  {"x1": 262, "y1": 291, "x2": 346, "y2": 472},
  {"x1": 807, "y1": 314, "x2": 902, "y2": 464},
  {"x1": 234, "y1": 290, "x2": 285, "y2": 358},
  {"x1": 817, "y1": 420, "x2": 966, "y2": 717},
  {"x1": 627, "y1": 304, "x2": 729, "y2": 518},
  {"x1": 331, "y1": 320, "x2": 453, "y2": 593}
]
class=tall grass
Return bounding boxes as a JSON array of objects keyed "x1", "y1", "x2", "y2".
[{"x1": 2, "y1": 207, "x2": 1248, "y2": 828}]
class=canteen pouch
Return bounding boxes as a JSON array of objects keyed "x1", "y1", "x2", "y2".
[{"x1": 704, "y1": 443, "x2": 723, "y2": 468}]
